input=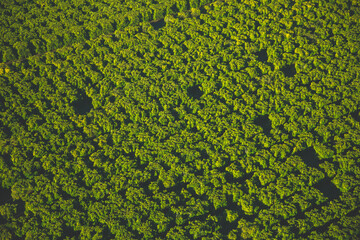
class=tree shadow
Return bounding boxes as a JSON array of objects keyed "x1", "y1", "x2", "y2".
[
  {"x1": 187, "y1": 85, "x2": 203, "y2": 100},
  {"x1": 1, "y1": 153, "x2": 12, "y2": 166},
  {"x1": 199, "y1": 149, "x2": 209, "y2": 160},
  {"x1": 346, "y1": 207, "x2": 359, "y2": 217},
  {"x1": 170, "y1": 108, "x2": 180, "y2": 121},
  {"x1": 72, "y1": 94, "x2": 93, "y2": 115},
  {"x1": 255, "y1": 49, "x2": 268, "y2": 63},
  {"x1": 254, "y1": 114, "x2": 272, "y2": 136},
  {"x1": 314, "y1": 218, "x2": 338, "y2": 234},
  {"x1": 0, "y1": 95, "x2": 5, "y2": 111},
  {"x1": 0, "y1": 186, "x2": 25, "y2": 224},
  {"x1": 280, "y1": 64, "x2": 296, "y2": 77},
  {"x1": 151, "y1": 19, "x2": 166, "y2": 30},
  {"x1": 313, "y1": 177, "x2": 341, "y2": 200},
  {"x1": 296, "y1": 147, "x2": 320, "y2": 168},
  {"x1": 188, "y1": 127, "x2": 198, "y2": 133},
  {"x1": 0, "y1": 186, "x2": 12, "y2": 205},
  {"x1": 351, "y1": 110, "x2": 360, "y2": 122},
  {"x1": 62, "y1": 225, "x2": 80, "y2": 239},
  {"x1": 109, "y1": 96, "x2": 115, "y2": 103}
]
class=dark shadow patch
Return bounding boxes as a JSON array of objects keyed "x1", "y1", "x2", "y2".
[
  {"x1": 170, "y1": 108, "x2": 180, "y2": 121},
  {"x1": 267, "y1": 62, "x2": 274, "y2": 71},
  {"x1": 62, "y1": 224, "x2": 80, "y2": 239},
  {"x1": 225, "y1": 194, "x2": 240, "y2": 212},
  {"x1": 27, "y1": 41, "x2": 37, "y2": 55},
  {"x1": 280, "y1": 217, "x2": 289, "y2": 226},
  {"x1": 254, "y1": 115, "x2": 271, "y2": 136},
  {"x1": 2, "y1": 153, "x2": 12, "y2": 166},
  {"x1": 168, "y1": 4, "x2": 179, "y2": 14},
  {"x1": 0, "y1": 94, "x2": 5, "y2": 111},
  {"x1": 241, "y1": 213, "x2": 256, "y2": 223},
  {"x1": 314, "y1": 218, "x2": 339, "y2": 235},
  {"x1": 83, "y1": 43, "x2": 91, "y2": 50},
  {"x1": 351, "y1": 110, "x2": 360, "y2": 122},
  {"x1": 156, "y1": 41, "x2": 164, "y2": 48},
  {"x1": 181, "y1": 44, "x2": 188, "y2": 52},
  {"x1": 216, "y1": 156, "x2": 231, "y2": 173},
  {"x1": 102, "y1": 226, "x2": 116, "y2": 239},
  {"x1": 0, "y1": 198, "x2": 25, "y2": 225},
  {"x1": 200, "y1": 149, "x2": 209, "y2": 160},
  {"x1": 59, "y1": 188, "x2": 72, "y2": 201},
  {"x1": 34, "y1": 164, "x2": 46, "y2": 176},
  {"x1": 118, "y1": 106, "x2": 127, "y2": 114},
  {"x1": 288, "y1": 0, "x2": 295, "y2": 8},
  {"x1": 313, "y1": 177, "x2": 341, "y2": 200},
  {"x1": 281, "y1": 64, "x2": 297, "y2": 77},
  {"x1": 162, "y1": 182, "x2": 187, "y2": 196},
  {"x1": 307, "y1": 27, "x2": 315, "y2": 34},
  {"x1": 297, "y1": 147, "x2": 320, "y2": 168},
  {"x1": 109, "y1": 96, "x2": 115, "y2": 103},
  {"x1": 111, "y1": 34, "x2": 119, "y2": 42},
  {"x1": 187, "y1": 85, "x2": 203, "y2": 100},
  {"x1": 15, "y1": 200, "x2": 25, "y2": 215},
  {"x1": 90, "y1": 64, "x2": 99, "y2": 71},
  {"x1": 84, "y1": 76, "x2": 92, "y2": 86},
  {"x1": 346, "y1": 207, "x2": 359, "y2": 217},
  {"x1": 136, "y1": 51, "x2": 143, "y2": 59},
  {"x1": 293, "y1": 204, "x2": 306, "y2": 220},
  {"x1": 72, "y1": 94, "x2": 93, "y2": 115},
  {"x1": 199, "y1": 102, "x2": 205, "y2": 109},
  {"x1": 0, "y1": 186, "x2": 12, "y2": 204},
  {"x1": 217, "y1": 209, "x2": 239, "y2": 237},
  {"x1": 254, "y1": 20, "x2": 260, "y2": 29},
  {"x1": 150, "y1": 19, "x2": 166, "y2": 30},
  {"x1": 188, "y1": 127, "x2": 198, "y2": 133},
  {"x1": 255, "y1": 49, "x2": 268, "y2": 63}
]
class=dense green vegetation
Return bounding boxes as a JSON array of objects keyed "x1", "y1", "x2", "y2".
[
  {"x1": 1, "y1": 0, "x2": 360, "y2": 239},
  {"x1": 0, "y1": 0, "x2": 212, "y2": 63}
]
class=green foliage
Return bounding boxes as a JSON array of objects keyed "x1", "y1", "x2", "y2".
[
  {"x1": 0, "y1": 0, "x2": 359, "y2": 239},
  {"x1": 314, "y1": 144, "x2": 335, "y2": 159},
  {"x1": 13, "y1": 42, "x2": 31, "y2": 59},
  {"x1": 1, "y1": 47, "x2": 17, "y2": 62},
  {"x1": 0, "y1": 0, "x2": 213, "y2": 63}
]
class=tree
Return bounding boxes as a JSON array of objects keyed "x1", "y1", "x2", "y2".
[
  {"x1": 166, "y1": 226, "x2": 187, "y2": 239},
  {"x1": 226, "y1": 209, "x2": 239, "y2": 223},
  {"x1": 313, "y1": 144, "x2": 334, "y2": 159},
  {"x1": 13, "y1": 41, "x2": 31, "y2": 58},
  {"x1": 255, "y1": 169, "x2": 277, "y2": 186},
  {"x1": 1, "y1": 47, "x2": 17, "y2": 62}
]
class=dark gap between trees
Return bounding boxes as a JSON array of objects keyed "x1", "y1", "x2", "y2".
[
  {"x1": 296, "y1": 147, "x2": 320, "y2": 168},
  {"x1": 187, "y1": 85, "x2": 203, "y2": 100},
  {"x1": 313, "y1": 177, "x2": 341, "y2": 200},
  {"x1": 255, "y1": 49, "x2": 268, "y2": 63},
  {"x1": 72, "y1": 94, "x2": 93, "y2": 115},
  {"x1": 151, "y1": 19, "x2": 166, "y2": 30},
  {"x1": 281, "y1": 64, "x2": 297, "y2": 77},
  {"x1": 254, "y1": 114, "x2": 272, "y2": 136}
]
